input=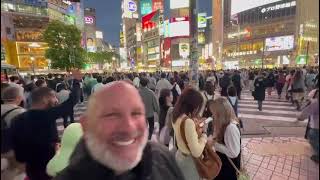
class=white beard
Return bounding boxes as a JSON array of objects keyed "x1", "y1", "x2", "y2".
[{"x1": 84, "y1": 130, "x2": 148, "y2": 174}]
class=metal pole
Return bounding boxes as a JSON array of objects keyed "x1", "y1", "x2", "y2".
[
  {"x1": 189, "y1": 0, "x2": 199, "y2": 88},
  {"x1": 306, "y1": 41, "x2": 310, "y2": 65},
  {"x1": 261, "y1": 39, "x2": 265, "y2": 69}
]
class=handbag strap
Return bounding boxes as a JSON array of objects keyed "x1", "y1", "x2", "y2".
[
  {"x1": 180, "y1": 116, "x2": 191, "y2": 153},
  {"x1": 227, "y1": 157, "x2": 241, "y2": 174}
]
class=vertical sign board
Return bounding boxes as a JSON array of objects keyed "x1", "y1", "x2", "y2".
[{"x1": 141, "y1": 0, "x2": 152, "y2": 16}]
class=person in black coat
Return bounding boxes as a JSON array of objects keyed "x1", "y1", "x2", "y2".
[
  {"x1": 253, "y1": 72, "x2": 267, "y2": 111},
  {"x1": 10, "y1": 79, "x2": 80, "y2": 180},
  {"x1": 219, "y1": 72, "x2": 231, "y2": 97},
  {"x1": 231, "y1": 71, "x2": 242, "y2": 100},
  {"x1": 266, "y1": 71, "x2": 276, "y2": 96}
]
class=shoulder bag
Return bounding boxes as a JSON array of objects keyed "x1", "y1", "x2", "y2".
[
  {"x1": 180, "y1": 116, "x2": 222, "y2": 179},
  {"x1": 227, "y1": 156, "x2": 250, "y2": 180}
]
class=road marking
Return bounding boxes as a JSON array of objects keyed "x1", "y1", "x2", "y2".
[
  {"x1": 239, "y1": 103, "x2": 296, "y2": 109},
  {"x1": 239, "y1": 108, "x2": 298, "y2": 115},
  {"x1": 238, "y1": 113, "x2": 299, "y2": 122}
]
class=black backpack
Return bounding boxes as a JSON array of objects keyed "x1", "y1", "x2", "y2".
[{"x1": 1, "y1": 107, "x2": 20, "y2": 153}]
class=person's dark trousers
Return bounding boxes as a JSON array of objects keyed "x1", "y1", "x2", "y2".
[
  {"x1": 26, "y1": 165, "x2": 51, "y2": 180},
  {"x1": 237, "y1": 89, "x2": 241, "y2": 100},
  {"x1": 276, "y1": 83, "x2": 284, "y2": 98},
  {"x1": 308, "y1": 128, "x2": 319, "y2": 162},
  {"x1": 258, "y1": 100, "x2": 263, "y2": 111},
  {"x1": 147, "y1": 116, "x2": 154, "y2": 140},
  {"x1": 63, "y1": 111, "x2": 75, "y2": 128},
  {"x1": 80, "y1": 88, "x2": 84, "y2": 103}
]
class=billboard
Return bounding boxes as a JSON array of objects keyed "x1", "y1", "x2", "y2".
[
  {"x1": 84, "y1": 16, "x2": 95, "y2": 24},
  {"x1": 169, "y1": 17, "x2": 190, "y2": 37},
  {"x1": 141, "y1": 0, "x2": 152, "y2": 16},
  {"x1": 170, "y1": 0, "x2": 189, "y2": 9},
  {"x1": 153, "y1": 0, "x2": 164, "y2": 12},
  {"x1": 95, "y1": 31, "x2": 103, "y2": 39},
  {"x1": 179, "y1": 43, "x2": 190, "y2": 58},
  {"x1": 163, "y1": 20, "x2": 170, "y2": 38},
  {"x1": 122, "y1": 0, "x2": 138, "y2": 19},
  {"x1": 231, "y1": 0, "x2": 282, "y2": 17},
  {"x1": 265, "y1": 35, "x2": 294, "y2": 52},
  {"x1": 142, "y1": 10, "x2": 159, "y2": 30},
  {"x1": 198, "y1": 32, "x2": 205, "y2": 44},
  {"x1": 198, "y1": 13, "x2": 207, "y2": 28}
]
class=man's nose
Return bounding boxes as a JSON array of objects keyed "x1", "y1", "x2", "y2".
[{"x1": 121, "y1": 114, "x2": 137, "y2": 132}]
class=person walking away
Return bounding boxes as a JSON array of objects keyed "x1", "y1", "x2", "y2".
[
  {"x1": 23, "y1": 82, "x2": 37, "y2": 109},
  {"x1": 231, "y1": 70, "x2": 242, "y2": 100},
  {"x1": 138, "y1": 77, "x2": 160, "y2": 140},
  {"x1": 10, "y1": 78, "x2": 81, "y2": 180},
  {"x1": 56, "y1": 83, "x2": 74, "y2": 128},
  {"x1": 208, "y1": 97, "x2": 241, "y2": 180},
  {"x1": 291, "y1": 70, "x2": 306, "y2": 111},
  {"x1": 285, "y1": 70, "x2": 296, "y2": 103},
  {"x1": 158, "y1": 89, "x2": 173, "y2": 133},
  {"x1": 305, "y1": 69, "x2": 316, "y2": 92},
  {"x1": 172, "y1": 87, "x2": 208, "y2": 180},
  {"x1": 275, "y1": 70, "x2": 286, "y2": 99},
  {"x1": 1, "y1": 86, "x2": 26, "y2": 179},
  {"x1": 91, "y1": 76, "x2": 104, "y2": 94},
  {"x1": 46, "y1": 73, "x2": 57, "y2": 91},
  {"x1": 266, "y1": 71, "x2": 276, "y2": 96},
  {"x1": 147, "y1": 73, "x2": 157, "y2": 92},
  {"x1": 133, "y1": 73, "x2": 140, "y2": 88},
  {"x1": 155, "y1": 73, "x2": 173, "y2": 98},
  {"x1": 227, "y1": 86, "x2": 239, "y2": 117},
  {"x1": 170, "y1": 78, "x2": 181, "y2": 106},
  {"x1": 219, "y1": 72, "x2": 231, "y2": 97},
  {"x1": 297, "y1": 89, "x2": 319, "y2": 163},
  {"x1": 200, "y1": 81, "x2": 216, "y2": 135},
  {"x1": 198, "y1": 73, "x2": 205, "y2": 91},
  {"x1": 248, "y1": 71, "x2": 255, "y2": 92},
  {"x1": 253, "y1": 72, "x2": 267, "y2": 111}
]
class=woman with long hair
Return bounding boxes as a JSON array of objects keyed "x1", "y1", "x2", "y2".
[
  {"x1": 172, "y1": 87, "x2": 207, "y2": 180},
  {"x1": 208, "y1": 97, "x2": 241, "y2": 180},
  {"x1": 158, "y1": 89, "x2": 173, "y2": 132}
]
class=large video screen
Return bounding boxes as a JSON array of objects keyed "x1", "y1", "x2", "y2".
[
  {"x1": 231, "y1": 0, "x2": 282, "y2": 16},
  {"x1": 265, "y1": 35, "x2": 294, "y2": 51},
  {"x1": 169, "y1": 17, "x2": 189, "y2": 37}
]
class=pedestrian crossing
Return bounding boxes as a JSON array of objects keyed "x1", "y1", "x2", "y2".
[{"x1": 56, "y1": 89, "x2": 307, "y2": 137}]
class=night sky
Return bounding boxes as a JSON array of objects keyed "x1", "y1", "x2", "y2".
[{"x1": 84, "y1": 0, "x2": 212, "y2": 47}]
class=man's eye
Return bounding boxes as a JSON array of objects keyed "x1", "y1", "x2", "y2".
[{"x1": 132, "y1": 112, "x2": 143, "y2": 116}]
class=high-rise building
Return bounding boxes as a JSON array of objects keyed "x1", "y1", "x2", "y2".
[
  {"x1": 168, "y1": 0, "x2": 191, "y2": 71},
  {"x1": 212, "y1": 0, "x2": 319, "y2": 69},
  {"x1": 120, "y1": 0, "x2": 139, "y2": 70},
  {"x1": 1, "y1": 0, "x2": 84, "y2": 71}
]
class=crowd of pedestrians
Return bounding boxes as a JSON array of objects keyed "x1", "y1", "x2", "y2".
[{"x1": 1, "y1": 66, "x2": 319, "y2": 180}]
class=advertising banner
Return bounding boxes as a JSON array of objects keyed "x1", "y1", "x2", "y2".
[
  {"x1": 141, "y1": 0, "x2": 152, "y2": 16},
  {"x1": 170, "y1": 0, "x2": 189, "y2": 9},
  {"x1": 142, "y1": 10, "x2": 159, "y2": 30},
  {"x1": 179, "y1": 43, "x2": 190, "y2": 59},
  {"x1": 152, "y1": 0, "x2": 164, "y2": 12},
  {"x1": 198, "y1": 13, "x2": 207, "y2": 28},
  {"x1": 231, "y1": 0, "x2": 281, "y2": 17},
  {"x1": 265, "y1": 35, "x2": 294, "y2": 51},
  {"x1": 169, "y1": 17, "x2": 190, "y2": 38}
]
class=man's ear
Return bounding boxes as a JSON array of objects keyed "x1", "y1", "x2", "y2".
[{"x1": 79, "y1": 115, "x2": 88, "y2": 133}]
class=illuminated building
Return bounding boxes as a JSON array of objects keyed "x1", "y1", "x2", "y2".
[
  {"x1": 213, "y1": 0, "x2": 319, "y2": 69},
  {"x1": 120, "y1": 0, "x2": 139, "y2": 70},
  {"x1": 168, "y1": 0, "x2": 191, "y2": 71},
  {"x1": 1, "y1": 0, "x2": 84, "y2": 71}
]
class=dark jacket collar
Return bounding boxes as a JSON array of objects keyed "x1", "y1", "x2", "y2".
[{"x1": 68, "y1": 138, "x2": 152, "y2": 179}]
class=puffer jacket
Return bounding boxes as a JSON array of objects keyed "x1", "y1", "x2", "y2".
[{"x1": 54, "y1": 139, "x2": 185, "y2": 180}]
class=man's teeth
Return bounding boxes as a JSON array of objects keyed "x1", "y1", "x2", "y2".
[{"x1": 114, "y1": 139, "x2": 135, "y2": 146}]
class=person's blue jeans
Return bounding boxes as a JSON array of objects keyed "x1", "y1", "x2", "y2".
[{"x1": 308, "y1": 128, "x2": 319, "y2": 157}]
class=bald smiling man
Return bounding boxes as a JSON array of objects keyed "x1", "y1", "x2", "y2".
[{"x1": 54, "y1": 81, "x2": 185, "y2": 180}]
